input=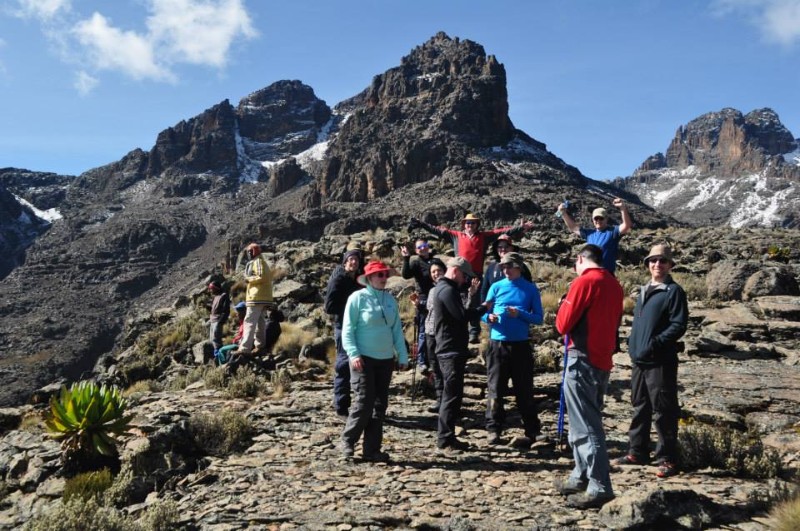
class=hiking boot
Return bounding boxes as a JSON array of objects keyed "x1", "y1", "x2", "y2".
[
  {"x1": 362, "y1": 450, "x2": 391, "y2": 463},
  {"x1": 565, "y1": 492, "x2": 615, "y2": 509},
  {"x1": 486, "y1": 432, "x2": 502, "y2": 446},
  {"x1": 554, "y1": 478, "x2": 587, "y2": 496},
  {"x1": 656, "y1": 461, "x2": 678, "y2": 478},
  {"x1": 335, "y1": 408, "x2": 349, "y2": 419},
  {"x1": 468, "y1": 333, "x2": 480, "y2": 344},
  {"x1": 613, "y1": 454, "x2": 647, "y2": 467},
  {"x1": 511, "y1": 435, "x2": 532, "y2": 449},
  {"x1": 426, "y1": 403, "x2": 441, "y2": 414},
  {"x1": 339, "y1": 442, "x2": 354, "y2": 461},
  {"x1": 437, "y1": 438, "x2": 469, "y2": 456},
  {"x1": 234, "y1": 347, "x2": 253, "y2": 356}
]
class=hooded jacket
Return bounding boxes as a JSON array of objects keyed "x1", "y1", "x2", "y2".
[
  {"x1": 324, "y1": 265, "x2": 362, "y2": 326},
  {"x1": 244, "y1": 255, "x2": 273, "y2": 305},
  {"x1": 627, "y1": 276, "x2": 688, "y2": 366}
]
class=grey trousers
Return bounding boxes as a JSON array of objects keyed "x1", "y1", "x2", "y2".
[
  {"x1": 564, "y1": 353, "x2": 613, "y2": 497},
  {"x1": 341, "y1": 357, "x2": 394, "y2": 455}
]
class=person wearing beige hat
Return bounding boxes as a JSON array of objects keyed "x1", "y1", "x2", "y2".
[
  {"x1": 615, "y1": 243, "x2": 688, "y2": 479},
  {"x1": 409, "y1": 212, "x2": 534, "y2": 343},
  {"x1": 556, "y1": 197, "x2": 632, "y2": 274}
]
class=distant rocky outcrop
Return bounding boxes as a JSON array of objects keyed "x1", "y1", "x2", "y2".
[
  {"x1": 0, "y1": 169, "x2": 72, "y2": 280},
  {"x1": 614, "y1": 108, "x2": 800, "y2": 228}
]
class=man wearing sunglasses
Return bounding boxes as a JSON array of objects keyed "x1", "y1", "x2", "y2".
[
  {"x1": 616, "y1": 244, "x2": 688, "y2": 479},
  {"x1": 410, "y1": 213, "x2": 534, "y2": 343},
  {"x1": 401, "y1": 238, "x2": 437, "y2": 371},
  {"x1": 556, "y1": 197, "x2": 632, "y2": 274}
]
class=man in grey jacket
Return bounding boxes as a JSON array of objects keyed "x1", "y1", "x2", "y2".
[{"x1": 615, "y1": 244, "x2": 688, "y2": 479}]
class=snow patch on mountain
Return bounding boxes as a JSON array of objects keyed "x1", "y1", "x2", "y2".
[
  {"x1": 730, "y1": 182, "x2": 795, "y2": 228},
  {"x1": 12, "y1": 194, "x2": 62, "y2": 223}
]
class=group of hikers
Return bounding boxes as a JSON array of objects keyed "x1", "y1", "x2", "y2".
[{"x1": 215, "y1": 197, "x2": 689, "y2": 511}]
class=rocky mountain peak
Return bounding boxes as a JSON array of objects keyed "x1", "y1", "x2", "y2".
[
  {"x1": 662, "y1": 107, "x2": 796, "y2": 175},
  {"x1": 618, "y1": 107, "x2": 800, "y2": 228}
]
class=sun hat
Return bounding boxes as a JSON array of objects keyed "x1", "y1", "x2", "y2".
[
  {"x1": 357, "y1": 260, "x2": 395, "y2": 286},
  {"x1": 499, "y1": 252, "x2": 524, "y2": 268},
  {"x1": 446, "y1": 256, "x2": 475, "y2": 278},
  {"x1": 592, "y1": 208, "x2": 608, "y2": 219},
  {"x1": 461, "y1": 213, "x2": 481, "y2": 225},
  {"x1": 643, "y1": 244, "x2": 675, "y2": 265},
  {"x1": 234, "y1": 301, "x2": 247, "y2": 312}
]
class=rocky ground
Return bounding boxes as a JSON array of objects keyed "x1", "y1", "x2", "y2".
[{"x1": 1, "y1": 293, "x2": 799, "y2": 529}]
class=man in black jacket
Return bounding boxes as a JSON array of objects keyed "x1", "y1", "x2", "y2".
[
  {"x1": 432, "y1": 256, "x2": 489, "y2": 455},
  {"x1": 401, "y1": 237, "x2": 437, "y2": 370},
  {"x1": 616, "y1": 244, "x2": 688, "y2": 478},
  {"x1": 324, "y1": 249, "x2": 364, "y2": 417}
]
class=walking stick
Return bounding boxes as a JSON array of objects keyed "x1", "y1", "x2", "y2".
[
  {"x1": 556, "y1": 333, "x2": 569, "y2": 453},
  {"x1": 410, "y1": 296, "x2": 419, "y2": 402}
]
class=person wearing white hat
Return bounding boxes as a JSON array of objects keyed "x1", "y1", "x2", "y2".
[{"x1": 557, "y1": 197, "x2": 632, "y2": 274}]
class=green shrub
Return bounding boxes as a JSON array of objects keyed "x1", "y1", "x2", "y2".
[
  {"x1": 45, "y1": 381, "x2": 133, "y2": 463},
  {"x1": 103, "y1": 462, "x2": 135, "y2": 507},
  {"x1": 24, "y1": 497, "x2": 137, "y2": 531},
  {"x1": 63, "y1": 468, "x2": 113, "y2": 502},
  {"x1": 678, "y1": 423, "x2": 782, "y2": 478},
  {"x1": 187, "y1": 410, "x2": 253, "y2": 456},
  {"x1": 226, "y1": 365, "x2": 268, "y2": 399},
  {"x1": 671, "y1": 272, "x2": 707, "y2": 301},
  {"x1": 137, "y1": 499, "x2": 181, "y2": 531}
]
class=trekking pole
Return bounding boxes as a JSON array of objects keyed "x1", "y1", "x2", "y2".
[
  {"x1": 410, "y1": 304, "x2": 419, "y2": 402},
  {"x1": 556, "y1": 333, "x2": 569, "y2": 453}
]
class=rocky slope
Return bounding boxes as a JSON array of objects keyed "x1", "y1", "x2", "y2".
[
  {"x1": 0, "y1": 33, "x2": 671, "y2": 408},
  {"x1": 0, "y1": 169, "x2": 72, "y2": 280},
  {"x1": 614, "y1": 108, "x2": 800, "y2": 228},
  {"x1": 0, "y1": 225, "x2": 798, "y2": 529}
]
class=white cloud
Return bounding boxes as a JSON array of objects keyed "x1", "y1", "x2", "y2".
[
  {"x1": 13, "y1": 0, "x2": 71, "y2": 21},
  {"x1": 714, "y1": 0, "x2": 800, "y2": 46},
  {"x1": 73, "y1": 12, "x2": 175, "y2": 82},
  {"x1": 7, "y1": 0, "x2": 257, "y2": 89},
  {"x1": 147, "y1": 0, "x2": 257, "y2": 67},
  {"x1": 74, "y1": 70, "x2": 98, "y2": 95}
]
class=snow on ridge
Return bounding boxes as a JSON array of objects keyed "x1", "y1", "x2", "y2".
[
  {"x1": 685, "y1": 177, "x2": 724, "y2": 210},
  {"x1": 729, "y1": 184, "x2": 795, "y2": 228},
  {"x1": 782, "y1": 145, "x2": 800, "y2": 166},
  {"x1": 235, "y1": 120, "x2": 263, "y2": 184},
  {"x1": 12, "y1": 194, "x2": 62, "y2": 223}
]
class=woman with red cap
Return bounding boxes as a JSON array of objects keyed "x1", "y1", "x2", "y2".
[{"x1": 339, "y1": 260, "x2": 409, "y2": 463}]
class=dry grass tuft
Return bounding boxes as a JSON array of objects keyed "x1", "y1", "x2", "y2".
[{"x1": 678, "y1": 422, "x2": 782, "y2": 478}]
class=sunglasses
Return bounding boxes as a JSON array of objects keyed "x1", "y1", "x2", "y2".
[
  {"x1": 500, "y1": 263, "x2": 519, "y2": 269},
  {"x1": 371, "y1": 271, "x2": 389, "y2": 279},
  {"x1": 648, "y1": 258, "x2": 671, "y2": 265},
  {"x1": 593, "y1": 216, "x2": 605, "y2": 221},
  {"x1": 496, "y1": 245, "x2": 511, "y2": 250},
  {"x1": 464, "y1": 221, "x2": 477, "y2": 225},
  {"x1": 416, "y1": 243, "x2": 429, "y2": 250}
]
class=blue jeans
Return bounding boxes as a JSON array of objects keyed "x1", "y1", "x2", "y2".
[{"x1": 564, "y1": 353, "x2": 613, "y2": 497}]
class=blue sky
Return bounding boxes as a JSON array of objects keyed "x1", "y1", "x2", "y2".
[{"x1": 1, "y1": 1, "x2": 799, "y2": 181}]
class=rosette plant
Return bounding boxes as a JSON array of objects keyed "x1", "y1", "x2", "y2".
[{"x1": 45, "y1": 381, "x2": 133, "y2": 470}]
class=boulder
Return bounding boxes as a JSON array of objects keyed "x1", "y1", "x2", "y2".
[
  {"x1": 706, "y1": 261, "x2": 760, "y2": 301},
  {"x1": 599, "y1": 487, "x2": 720, "y2": 529},
  {"x1": 742, "y1": 266, "x2": 799, "y2": 300}
]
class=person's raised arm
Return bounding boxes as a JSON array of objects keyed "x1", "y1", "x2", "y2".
[
  {"x1": 558, "y1": 204, "x2": 581, "y2": 236},
  {"x1": 614, "y1": 198, "x2": 633, "y2": 235}
]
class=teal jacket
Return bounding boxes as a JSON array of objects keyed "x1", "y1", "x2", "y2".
[{"x1": 342, "y1": 285, "x2": 408, "y2": 364}]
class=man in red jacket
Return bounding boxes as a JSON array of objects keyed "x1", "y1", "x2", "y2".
[
  {"x1": 411, "y1": 213, "x2": 533, "y2": 343},
  {"x1": 554, "y1": 244, "x2": 623, "y2": 509}
]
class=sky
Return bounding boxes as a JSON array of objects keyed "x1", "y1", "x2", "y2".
[{"x1": 1, "y1": 0, "x2": 799, "y2": 182}]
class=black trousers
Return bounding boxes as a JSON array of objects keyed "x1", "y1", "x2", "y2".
[
  {"x1": 426, "y1": 333, "x2": 443, "y2": 403},
  {"x1": 341, "y1": 357, "x2": 394, "y2": 455},
  {"x1": 627, "y1": 361, "x2": 680, "y2": 464},
  {"x1": 437, "y1": 352, "x2": 467, "y2": 447},
  {"x1": 485, "y1": 340, "x2": 541, "y2": 437}
]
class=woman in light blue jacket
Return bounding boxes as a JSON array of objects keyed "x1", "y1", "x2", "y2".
[{"x1": 340, "y1": 260, "x2": 408, "y2": 463}]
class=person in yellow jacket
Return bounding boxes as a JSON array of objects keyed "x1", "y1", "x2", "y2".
[{"x1": 236, "y1": 243, "x2": 273, "y2": 355}]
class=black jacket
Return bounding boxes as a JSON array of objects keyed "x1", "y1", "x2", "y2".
[
  {"x1": 324, "y1": 265, "x2": 361, "y2": 326},
  {"x1": 402, "y1": 253, "x2": 436, "y2": 296},
  {"x1": 627, "y1": 276, "x2": 689, "y2": 366},
  {"x1": 432, "y1": 277, "x2": 487, "y2": 356}
]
